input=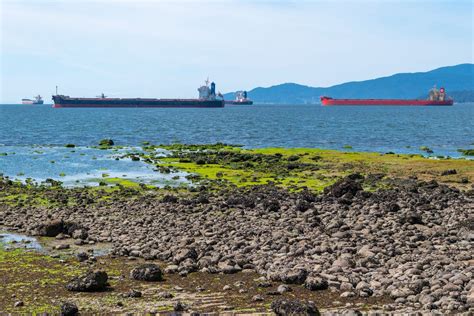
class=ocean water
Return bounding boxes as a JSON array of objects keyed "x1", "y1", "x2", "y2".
[{"x1": 1, "y1": 103, "x2": 473, "y2": 184}]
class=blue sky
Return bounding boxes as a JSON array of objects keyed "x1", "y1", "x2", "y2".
[{"x1": 1, "y1": 0, "x2": 472, "y2": 103}]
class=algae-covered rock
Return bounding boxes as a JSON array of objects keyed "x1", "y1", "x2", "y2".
[
  {"x1": 324, "y1": 175, "x2": 363, "y2": 198},
  {"x1": 37, "y1": 220, "x2": 88, "y2": 239},
  {"x1": 130, "y1": 264, "x2": 163, "y2": 281},
  {"x1": 99, "y1": 139, "x2": 114, "y2": 147},
  {"x1": 304, "y1": 276, "x2": 328, "y2": 291},
  {"x1": 420, "y1": 146, "x2": 434, "y2": 154},
  {"x1": 66, "y1": 270, "x2": 108, "y2": 292},
  {"x1": 441, "y1": 169, "x2": 457, "y2": 176},
  {"x1": 458, "y1": 148, "x2": 474, "y2": 156},
  {"x1": 271, "y1": 298, "x2": 320, "y2": 316},
  {"x1": 60, "y1": 302, "x2": 79, "y2": 316}
]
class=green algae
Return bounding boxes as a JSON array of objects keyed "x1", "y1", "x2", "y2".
[
  {"x1": 458, "y1": 148, "x2": 474, "y2": 156},
  {"x1": 152, "y1": 145, "x2": 474, "y2": 191},
  {"x1": 0, "y1": 245, "x2": 85, "y2": 314}
]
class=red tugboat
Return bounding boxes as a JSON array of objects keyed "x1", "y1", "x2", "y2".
[{"x1": 321, "y1": 87, "x2": 453, "y2": 106}]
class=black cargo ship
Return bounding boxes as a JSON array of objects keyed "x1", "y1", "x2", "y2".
[{"x1": 52, "y1": 81, "x2": 224, "y2": 108}]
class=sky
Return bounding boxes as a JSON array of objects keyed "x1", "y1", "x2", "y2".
[{"x1": 0, "y1": 0, "x2": 472, "y2": 103}]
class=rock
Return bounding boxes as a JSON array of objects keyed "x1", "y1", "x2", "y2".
[
  {"x1": 257, "y1": 280, "x2": 272, "y2": 288},
  {"x1": 277, "y1": 284, "x2": 291, "y2": 294},
  {"x1": 130, "y1": 264, "x2": 163, "y2": 281},
  {"x1": 60, "y1": 302, "x2": 79, "y2": 316},
  {"x1": 76, "y1": 252, "x2": 89, "y2": 262},
  {"x1": 37, "y1": 220, "x2": 87, "y2": 239},
  {"x1": 304, "y1": 276, "x2": 328, "y2": 291},
  {"x1": 387, "y1": 202, "x2": 400, "y2": 212},
  {"x1": 466, "y1": 289, "x2": 474, "y2": 307},
  {"x1": 271, "y1": 299, "x2": 320, "y2": 316},
  {"x1": 252, "y1": 294, "x2": 264, "y2": 302},
  {"x1": 164, "y1": 264, "x2": 179, "y2": 274},
  {"x1": 37, "y1": 220, "x2": 65, "y2": 237},
  {"x1": 263, "y1": 199, "x2": 280, "y2": 212},
  {"x1": 14, "y1": 301, "x2": 24, "y2": 307},
  {"x1": 174, "y1": 248, "x2": 198, "y2": 264},
  {"x1": 402, "y1": 212, "x2": 423, "y2": 225},
  {"x1": 124, "y1": 289, "x2": 142, "y2": 298},
  {"x1": 99, "y1": 139, "x2": 114, "y2": 146},
  {"x1": 162, "y1": 195, "x2": 178, "y2": 203},
  {"x1": 340, "y1": 292, "x2": 356, "y2": 298},
  {"x1": 441, "y1": 169, "x2": 457, "y2": 176},
  {"x1": 55, "y1": 233, "x2": 69, "y2": 240},
  {"x1": 217, "y1": 261, "x2": 241, "y2": 274},
  {"x1": 278, "y1": 269, "x2": 308, "y2": 284},
  {"x1": 324, "y1": 176, "x2": 362, "y2": 198},
  {"x1": 72, "y1": 229, "x2": 88, "y2": 240},
  {"x1": 66, "y1": 270, "x2": 108, "y2": 292},
  {"x1": 158, "y1": 291, "x2": 173, "y2": 299},
  {"x1": 223, "y1": 285, "x2": 232, "y2": 291},
  {"x1": 55, "y1": 244, "x2": 70, "y2": 250},
  {"x1": 173, "y1": 301, "x2": 187, "y2": 312}
]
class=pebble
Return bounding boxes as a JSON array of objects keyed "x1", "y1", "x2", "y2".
[{"x1": 14, "y1": 301, "x2": 24, "y2": 307}]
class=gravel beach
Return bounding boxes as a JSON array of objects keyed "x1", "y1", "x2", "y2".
[{"x1": 1, "y1": 175, "x2": 473, "y2": 314}]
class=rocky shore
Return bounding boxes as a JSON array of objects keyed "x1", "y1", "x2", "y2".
[{"x1": 1, "y1": 175, "x2": 473, "y2": 313}]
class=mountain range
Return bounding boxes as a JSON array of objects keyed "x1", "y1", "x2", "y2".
[{"x1": 224, "y1": 63, "x2": 474, "y2": 104}]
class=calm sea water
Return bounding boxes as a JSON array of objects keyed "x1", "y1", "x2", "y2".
[{"x1": 1, "y1": 103, "x2": 473, "y2": 184}]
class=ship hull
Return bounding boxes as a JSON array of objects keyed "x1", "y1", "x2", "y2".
[
  {"x1": 52, "y1": 96, "x2": 224, "y2": 108},
  {"x1": 321, "y1": 97, "x2": 453, "y2": 106},
  {"x1": 224, "y1": 100, "x2": 253, "y2": 105}
]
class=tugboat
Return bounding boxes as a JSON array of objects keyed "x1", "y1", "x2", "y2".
[
  {"x1": 225, "y1": 91, "x2": 253, "y2": 105},
  {"x1": 22, "y1": 95, "x2": 44, "y2": 104},
  {"x1": 321, "y1": 87, "x2": 454, "y2": 106},
  {"x1": 52, "y1": 80, "x2": 225, "y2": 108}
]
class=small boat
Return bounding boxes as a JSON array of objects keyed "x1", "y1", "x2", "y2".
[
  {"x1": 225, "y1": 91, "x2": 253, "y2": 105},
  {"x1": 22, "y1": 95, "x2": 44, "y2": 105}
]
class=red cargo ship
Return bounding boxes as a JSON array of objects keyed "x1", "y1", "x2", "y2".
[{"x1": 321, "y1": 87, "x2": 453, "y2": 106}]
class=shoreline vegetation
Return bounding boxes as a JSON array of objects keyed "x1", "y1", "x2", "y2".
[{"x1": 0, "y1": 142, "x2": 473, "y2": 314}]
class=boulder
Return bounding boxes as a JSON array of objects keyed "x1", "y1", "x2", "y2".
[
  {"x1": 304, "y1": 276, "x2": 328, "y2": 291},
  {"x1": 271, "y1": 299, "x2": 320, "y2": 316},
  {"x1": 66, "y1": 270, "x2": 108, "y2": 292},
  {"x1": 324, "y1": 176, "x2": 363, "y2": 198},
  {"x1": 174, "y1": 248, "x2": 198, "y2": 264},
  {"x1": 60, "y1": 302, "x2": 79, "y2": 316},
  {"x1": 37, "y1": 220, "x2": 64, "y2": 237},
  {"x1": 130, "y1": 264, "x2": 163, "y2": 281},
  {"x1": 270, "y1": 269, "x2": 308, "y2": 285}
]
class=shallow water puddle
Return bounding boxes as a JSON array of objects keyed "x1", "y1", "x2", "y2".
[
  {"x1": 0, "y1": 231, "x2": 42, "y2": 250},
  {"x1": 0, "y1": 230, "x2": 113, "y2": 257},
  {"x1": 0, "y1": 145, "x2": 189, "y2": 187}
]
